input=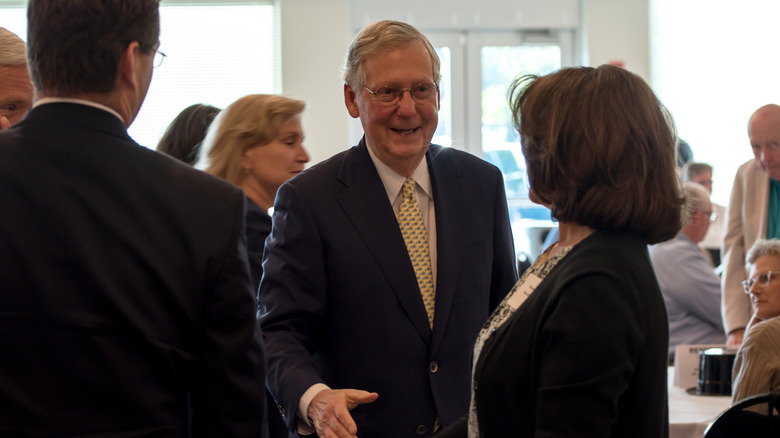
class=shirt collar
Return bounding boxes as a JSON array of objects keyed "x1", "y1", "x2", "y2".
[
  {"x1": 34, "y1": 97, "x2": 125, "y2": 124},
  {"x1": 366, "y1": 145, "x2": 432, "y2": 202}
]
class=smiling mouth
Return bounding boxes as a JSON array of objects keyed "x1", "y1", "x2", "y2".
[{"x1": 392, "y1": 127, "x2": 419, "y2": 135}]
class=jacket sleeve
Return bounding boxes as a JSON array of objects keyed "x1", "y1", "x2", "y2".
[
  {"x1": 488, "y1": 166, "x2": 519, "y2": 311},
  {"x1": 192, "y1": 193, "x2": 268, "y2": 437},
  {"x1": 721, "y1": 163, "x2": 754, "y2": 334},
  {"x1": 258, "y1": 181, "x2": 329, "y2": 431}
]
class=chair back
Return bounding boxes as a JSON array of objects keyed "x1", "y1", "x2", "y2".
[{"x1": 704, "y1": 392, "x2": 780, "y2": 437}]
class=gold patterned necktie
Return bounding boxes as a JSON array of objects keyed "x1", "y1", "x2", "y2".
[{"x1": 399, "y1": 177, "x2": 435, "y2": 329}]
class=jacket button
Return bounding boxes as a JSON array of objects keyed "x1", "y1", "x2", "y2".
[
  {"x1": 429, "y1": 361, "x2": 438, "y2": 373},
  {"x1": 416, "y1": 425, "x2": 427, "y2": 435}
]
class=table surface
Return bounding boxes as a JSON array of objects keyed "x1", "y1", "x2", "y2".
[{"x1": 668, "y1": 366, "x2": 732, "y2": 438}]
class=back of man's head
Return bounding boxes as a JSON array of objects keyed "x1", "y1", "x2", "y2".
[
  {"x1": 26, "y1": 0, "x2": 160, "y2": 97},
  {"x1": 0, "y1": 27, "x2": 26, "y2": 67}
]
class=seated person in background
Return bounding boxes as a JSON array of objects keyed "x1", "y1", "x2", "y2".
[
  {"x1": 156, "y1": 103, "x2": 220, "y2": 165},
  {"x1": 649, "y1": 182, "x2": 725, "y2": 361},
  {"x1": 731, "y1": 238, "x2": 780, "y2": 404},
  {"x1": 683, "y1": 161, "x2": 726, "y2": 266}
]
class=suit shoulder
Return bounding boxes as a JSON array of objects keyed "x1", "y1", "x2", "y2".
[{"x1": 428, "y1": 145, "x2": 502, "y2": 177}]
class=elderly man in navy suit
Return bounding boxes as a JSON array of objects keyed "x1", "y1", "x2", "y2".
[
  {"x1": 0, "y1": 1, "x2": 266, "y2": 436},
  {"x1": 259, "y1": 20, "x2": 517, "y2": 438}
]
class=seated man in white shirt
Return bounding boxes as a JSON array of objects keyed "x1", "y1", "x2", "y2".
[
  {"x1": 650, "y1": 182, "x2": 725, "y2": 361},
  {"x1": 683, "y1": 161, "x2": 726, "y2": 266}
]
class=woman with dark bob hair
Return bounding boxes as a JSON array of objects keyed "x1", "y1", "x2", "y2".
[{"x1": 438, "y1": 65, "x2": 682, "y2": 438}]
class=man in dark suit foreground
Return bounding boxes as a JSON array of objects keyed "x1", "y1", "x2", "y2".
[
  {"x1": 0, "y1": 1, "x2": 267, "y2": 436},
  {"x1": 259, "y1": 20, "x2": 518, "y2": 438}
]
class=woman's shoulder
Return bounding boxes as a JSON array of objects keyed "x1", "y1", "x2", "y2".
[
  {"x1": 745, "y1": 317, "x2": 780, "y2": 343},
  {"x1": 558, "y1": 230, "x2": 649, "y2": 274}
]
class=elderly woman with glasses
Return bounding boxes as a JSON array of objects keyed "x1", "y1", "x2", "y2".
[{"x1": 731, "y1": 238, "x2": 780, "y2": 403}]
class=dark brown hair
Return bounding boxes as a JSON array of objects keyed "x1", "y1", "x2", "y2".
[
  {"x1": 508, "y1": 65, "x2": 682, "y2": 244},
  {"x1": 27, "y1": 0, "x2": 160, "y2": 95},
  {"x1": 156, "y1": 104, "x2": 221, "y2": 166}
]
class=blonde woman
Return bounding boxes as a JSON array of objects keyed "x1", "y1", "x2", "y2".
[
  {"x1": 198, "y1": 94, "x2": 309, "y2": 289},
  {"x1": 197, "y1": 94, "x2": 309, "y2": 438}
]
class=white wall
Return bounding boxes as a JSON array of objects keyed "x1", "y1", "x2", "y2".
[
  {"x1": 583, "y1": 0, "x2": 650, "y2": 83},
  {"x1": 278, "y1": 0, "x2": 352, "y2": 164},
  {"x1": 280, "y1": 0, "x2": 650, "y2": 165}
]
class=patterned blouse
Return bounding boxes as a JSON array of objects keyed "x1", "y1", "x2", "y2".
[{"x1": 467, "y1": 243, "x2": 575, "y2": 437}]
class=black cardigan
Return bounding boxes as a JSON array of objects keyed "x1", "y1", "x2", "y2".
[{"x1": 441, "y1": 230, "x2": 670, "y2": 438}]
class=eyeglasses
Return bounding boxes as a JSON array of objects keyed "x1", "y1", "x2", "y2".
[
  {"x1": 363, "y1": 82, "x2": 438, "y2": 104},
  {"x1": 702, "y1": 210, "x2": 717, "y2": 223},
  {"x1": 153, "y1": 49, "x2": 167, "y2": 68},
  {"x1": 742, "y1": 270, "x2": 780, "y2": 294}
]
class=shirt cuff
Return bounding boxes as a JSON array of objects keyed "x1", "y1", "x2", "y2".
[{"x1": 297, "y1": 383, "x2": 331, "y2": 434}]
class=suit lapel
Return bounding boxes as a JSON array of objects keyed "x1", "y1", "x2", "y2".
[
  {"x1": 335, "y1": 140, "x2": 432, "y2": 344},
  {"x1": 427, "y1": 146, "x2": 470, "y2": 353}
]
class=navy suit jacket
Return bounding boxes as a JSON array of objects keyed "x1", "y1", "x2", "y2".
[
  {"x1": 259, "y1": 138, "x2": 517, "y2": 437},
  {"x1": 0, "y1": 103, "x2": 267, "y2": 437}
]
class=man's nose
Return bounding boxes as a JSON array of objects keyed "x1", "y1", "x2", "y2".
[{"x1": 396, "y1": 91, "x2": 417, "y2": 115}]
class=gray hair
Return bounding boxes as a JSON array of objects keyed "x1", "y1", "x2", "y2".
[
  {"x1": 681, "y1": 182, "x2": 711, "y2": 226},
  {"x1": 746, "y1": 238, "x2": 780, "y2": 270},
  {"x1": 0, "y1": 27, "x2": 26, "y2": 66},
  {"x1": 682, "y1": 162, "x2": 713, "y2": 182},
  {"x1": 342, "y1": 20, "x2": 440, "y2": 92}
]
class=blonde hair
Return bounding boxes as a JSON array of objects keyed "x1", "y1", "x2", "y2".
[{"x1": 198, "y1": 94, "x2": 305, "y2": 185}]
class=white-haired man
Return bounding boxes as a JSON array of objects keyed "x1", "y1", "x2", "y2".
[
  {"x1": 650, "y1": 182, "x2": 725, "y2": 360},
  {"x1": 0, "y1": 27, "x2": 33, "y2": 129}
]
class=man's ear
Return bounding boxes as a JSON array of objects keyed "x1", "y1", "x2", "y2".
[
  {"x1": 344, "y1": 84, "x2": 360, "y2": 119},
  {"x1": 117, "y1": 41, "x2": 141, "y2": 90}
]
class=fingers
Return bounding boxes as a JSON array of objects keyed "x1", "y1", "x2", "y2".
[
  {"x1": 309, "y1": 388, "x2": 379, "y2": 438},
  {"x1": 343, "y1": 389, "x2": 379, "y2": 410}
]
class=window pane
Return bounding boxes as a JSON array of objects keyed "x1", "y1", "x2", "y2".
[
  {"x1": 651, "y1": 0, "x2": 780, "y2": 205},
  {"x1": 129, "y1": 4, "x2": 277, "y2": 148},
  {"x1": 432, "y1": 46, "x2": 452, "y2": 147},
  {"x1": 0, "y1": 4, "x2": 276, "y2": 150},
  {"x1": 480, "y1": 45, "x2": 560, "y2": 198},
  {"x1": 480, "y1": 45, "x2": 560, "y2": 257}
]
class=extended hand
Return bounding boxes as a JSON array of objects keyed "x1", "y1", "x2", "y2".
[{"x1": 308, "y1": 388, "x2": 379, "y2": 438}]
